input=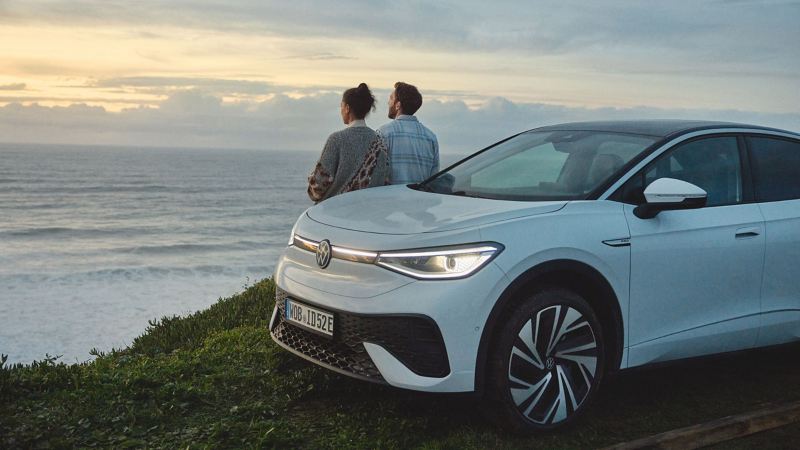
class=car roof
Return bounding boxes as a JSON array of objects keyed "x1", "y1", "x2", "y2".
[{"x1": 531, "y1": 120, "x2": 799, "y2": 139}]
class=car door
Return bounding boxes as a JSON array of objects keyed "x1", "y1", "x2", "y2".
[
  {"x1": 747, "y1": 135, "x2": 800, "y2": 346},
  {"x1": 619, "y1": 135, "x2": 766, "y2": 367}
]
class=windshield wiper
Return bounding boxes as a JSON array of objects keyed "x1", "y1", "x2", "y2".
[
  {"x1": 410, "y1": 182, "x2": 434, "y2": 192},
  {"x1": 450, "y1": 190, "x2": 487, "y2": 199},
  {"x1": 413, "y1": 184, "x2": 478, "y2": 197}
]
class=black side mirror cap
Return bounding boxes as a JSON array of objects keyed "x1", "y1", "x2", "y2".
[{"x1": 633, "y1": 196, "x2": 707, "y2": 219}]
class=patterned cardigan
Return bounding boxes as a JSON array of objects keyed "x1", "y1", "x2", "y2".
[{"x1": 307, "y1": 126, "x2": 391, "y2": 203}]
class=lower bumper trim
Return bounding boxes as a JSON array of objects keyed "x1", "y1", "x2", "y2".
[
  {"x1": 271, "y1": 287, "x2": 451, "y2": 382},
  {"x1": 270, "y1": 325, "x2": 388, "y2": 385}
]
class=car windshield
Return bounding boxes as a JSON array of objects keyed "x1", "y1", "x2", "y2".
[{"x1": 419, "y1": 130, "x2": 657, "y2": 201}]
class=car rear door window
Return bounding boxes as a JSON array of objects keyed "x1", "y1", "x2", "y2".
[{"x1": 747, "y1": 137, "x2": 800, "y2": 202}]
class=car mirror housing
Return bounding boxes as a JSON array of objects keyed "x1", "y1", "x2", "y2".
[{"x1": 633, "y1": 177, "x2": 707, "y2": 219}]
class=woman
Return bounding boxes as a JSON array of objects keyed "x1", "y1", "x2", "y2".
[{"x1": 307, "y1": 83, "x2": 390, "y2": 203}]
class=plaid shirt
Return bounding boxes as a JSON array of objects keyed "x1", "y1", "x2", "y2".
[{"x1": 377, "y1": 115, "x2": 439, "y2": 185}]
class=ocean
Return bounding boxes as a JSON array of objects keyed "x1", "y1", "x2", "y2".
[{"x1": 0, "y1": 143, "x2": 465, "y2": 364}]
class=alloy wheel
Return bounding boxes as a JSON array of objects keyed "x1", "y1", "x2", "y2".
[{"x1": 507, "y1": 304, "x2": 599, "y2": 425}]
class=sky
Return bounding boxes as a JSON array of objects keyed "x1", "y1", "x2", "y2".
[{"x1": 1, "y1": 0, "x2": 799, "y2": 153}]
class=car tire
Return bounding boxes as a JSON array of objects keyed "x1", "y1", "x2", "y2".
[{"x1": 485, "y1": 287, "x2": 605, "y2": 433}]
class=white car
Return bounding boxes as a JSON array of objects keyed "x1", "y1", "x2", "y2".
[{"x1": 270, "y1": 120, "x2": 800, "y2": 432}]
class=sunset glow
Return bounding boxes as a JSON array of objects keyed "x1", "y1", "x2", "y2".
[{"x1": 1, "y1": 1, "x2": 798, "y2": 151}]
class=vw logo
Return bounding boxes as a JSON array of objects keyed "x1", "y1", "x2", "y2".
[
  {"x1": 545, "y1": 357, "x2": 555, "y2": 370},
  {"x1": 316, "y1": 239, "x2": 332, "y2": 269}
]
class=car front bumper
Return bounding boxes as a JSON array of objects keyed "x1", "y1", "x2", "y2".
[{"x1": 270, "y1": 245, "x2": 510, "y2": 393}]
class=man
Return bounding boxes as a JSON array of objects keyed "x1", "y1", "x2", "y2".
[{"x1": 377, "y1": 82, "x2": 439, "y2": 185}]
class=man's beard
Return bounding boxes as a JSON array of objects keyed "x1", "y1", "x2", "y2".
[{"x1": 388, "y1": 104, "x2": 397, "y2": 119}]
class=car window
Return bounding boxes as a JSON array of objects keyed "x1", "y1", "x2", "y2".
[
  {"x1": 422, "y1": 131, "x2": 656, "y2": 201},
  {"x1": 643, "y1": 136, "x2": 742, "y2": 207},
  {"x1": 617, "y1": 136, "x2": 743, "y2": 206},
  {"x1": 470, "y1": 142, "x2": 568, "y2": 189},
  {"x1": 748, "y1": 137, "x2": 800, "y2": 202}
]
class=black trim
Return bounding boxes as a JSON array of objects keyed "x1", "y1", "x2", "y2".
[
  {"x1": 738, "y1": 135, "x2": 756, "y2": 204},
  {"x1": 534, "y1": 121, "x2": 798, "y2": 139},
  {"x1": 743, "y1": 133, "x2": 800, "y2": 204},
  {"x1": 609, "y1": 169, "x2": 644, "y2": 205},
  {"x1": 271, "y1": 329, "x2": 387, "y2": 385},
  {"x1": 742, "y1": 132, "x2": 800, "y2": 143},
  {"x1": 620, "y1": 340, "x2": 800, "y2": 376},
  {"x1": 602, "y1": 238, "x2": 631, "y2": 247},
  {"x1": 272, "y1": 287, "x2": 451, "y2": 380},
  {"x1": 474, "y1": 259, "x2": 623, "y2": 394},
  {"x1": 633, "y1": 196, "x2": 707, "y2": 219}
]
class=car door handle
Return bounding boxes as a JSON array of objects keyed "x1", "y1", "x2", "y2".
[{"x1": 735, "y1": 227, "x2": 761, "y2": 239}]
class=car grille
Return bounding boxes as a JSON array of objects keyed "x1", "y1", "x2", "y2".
[{"x1": 271, "y1": 287, "x2": 450, "y2": 382}]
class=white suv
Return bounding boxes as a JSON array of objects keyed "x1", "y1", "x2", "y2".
[{"x1": 270, "y1": 120, "x2": 800, "y2": 432}]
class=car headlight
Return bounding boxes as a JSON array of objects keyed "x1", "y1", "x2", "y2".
[{"x1": 375, "y1": 243, "x2": 503, "y2": 280}]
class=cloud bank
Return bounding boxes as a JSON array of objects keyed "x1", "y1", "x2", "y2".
[
  {"x1": 2, "y1": 1, "x2": 797, "y2": 121},
  {"x1": 0, "y1": 83, "x2": 26, "y2": 91},
  {"x1": 2, "y1": 91, "x2": 798, "y2": 154},
  {"x1": 5, "y1": 1, "x2": 798, "y2": 65}
]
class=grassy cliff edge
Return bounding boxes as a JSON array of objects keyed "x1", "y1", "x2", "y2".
[{"x1": 3, "y1": 278, "x2": 800, "y2": 449}]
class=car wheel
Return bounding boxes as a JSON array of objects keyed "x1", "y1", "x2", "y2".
[{"x1": 485, "y1": 287, "x2": 605, "y2": 432}]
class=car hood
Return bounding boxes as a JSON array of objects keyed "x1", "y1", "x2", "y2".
[{"x1": 306, "y1": 185, "x2": 567, "y2": 235}]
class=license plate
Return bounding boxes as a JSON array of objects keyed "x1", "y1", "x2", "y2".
[{"x1": 284, "y1": 298, "x2": 335, "y2": 337}]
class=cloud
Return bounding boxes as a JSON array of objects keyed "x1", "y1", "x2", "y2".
[
  {"x1": 1, "y1": 90, "x2": 797, "y2": 153},
  {"x1": 11, "y1": 60, "x2": 86, "y2": 76},
  {"x1": 282, "y1": 52, "x2": 356, "y2": 61},
  {"x1": 2, "y1": 1, "x2": 796, "y2": 114},
  {"x1": 0, "y1": 83, "x2": 26, "y2": 91},
  {"x1": 4, "y1": 1, "x2": 798, "y2": 71},
  {"x1": 0, "y1": 95, "x2": 154, "y2": 104},
  {"x1": 86, "y1": 76, "x2": 473, "y2": 102},
  {"x1": 89, "y1": 76, "x2": 276, "y2": 96},
  {"x1": 81, "y1": 76, "x2": 364, "y2": 100}
]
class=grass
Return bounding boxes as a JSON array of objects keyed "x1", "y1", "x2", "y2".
[{"x1": 3, "y1": 278, "x2": 800, "y2": 448}]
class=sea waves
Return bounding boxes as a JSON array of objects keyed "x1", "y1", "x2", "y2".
[{"x1": 0, "y1": 144, "x2": 317, "y2": 364}]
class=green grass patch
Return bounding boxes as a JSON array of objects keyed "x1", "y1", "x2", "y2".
[{"x1": 3, "y1": 278, "x2": 800, "y2": 448}]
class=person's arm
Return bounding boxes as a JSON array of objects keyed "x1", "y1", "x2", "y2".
[
  {"x1": 380, "y1": 138, "x2": 392, "y2": 186},
  {"x1": 376, "y1": 129, "x2": 391, "y2": 160},
  {"x1": 376, "y1": 130, "x2": 392, "y2": 185},
  {"x1": 307, "y1": 135, "x2": 339, "y2": 203},
  {"x1": 429, "y1": 135, "x2": 440, "y2": 178}
]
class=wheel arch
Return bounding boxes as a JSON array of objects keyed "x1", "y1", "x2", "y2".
[{"x1": 474, "y1": 259, "x2": 624, "y2": 394}]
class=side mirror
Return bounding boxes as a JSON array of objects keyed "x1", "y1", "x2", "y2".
[{"x1": 633, "y1": 178, "x2": 707, "y2": 219}]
